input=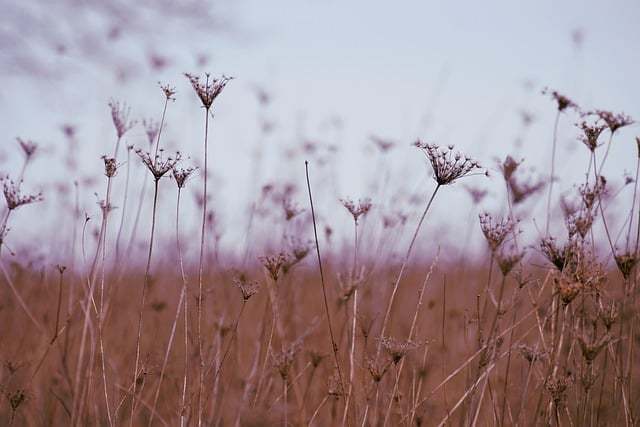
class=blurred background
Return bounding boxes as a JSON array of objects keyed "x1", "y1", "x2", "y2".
[{"x1": 1, "y1": 0, "x2": 639, "y2": 263}]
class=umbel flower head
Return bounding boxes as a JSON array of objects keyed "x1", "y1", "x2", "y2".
[
  {"x1": 184, "y1": 73, "x2": 233, "y2": 109},
  {"x1": 479, "y1": 213, "x2": 517, "y2": 253},
  {"x1": 594, "y1": 110, "x2": 634, "y2": 134},
  {"x1": 340, "y1": 197, "x2": 372, "y2": 223},
  {"x1": 16, "y1": 138, "x2": 38, "y2": 159},
  {"x1": 414, "y1": 140, "x2": 482, "y2": 186},
  {"x1": 108, "y1": 99, "x2": 136, "y2": 138},
  {"x1": 577, "y1": 120, "x2": 606, "y2": 152},
  {"x1": 2, "y1": 178, "x2": 43, "y2": 210},
  {"x1": 172, "y1": 166, "x2": 197, "y2": 189},
  {"x1": 542, "y1": 88, "x2": 577, "y2": 112},
  {"x1": 102, "y1": 156, "x2": 118, "y2": 178},
  {"x1": 135, "y1": 148, "x2": 181, "y2": 181},
  {"x1": 142, "y1": 119, "x2": 161, "y2": 147}
]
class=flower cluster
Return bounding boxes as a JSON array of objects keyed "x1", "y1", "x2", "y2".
[
  {"x1": 108, "y1": 99, "x2": 136, "y2": 138},
  {"x1": 184, "y1": 73, "x2": 233, "y2": 109},
  {"x1": 414, "y1": 141, "x2": 482, "y2": 185},
  {"x1": 340, "y1": 197, "x2": 372, "y2": 223},
  {"x1": 2, "y1": 178, "x2": 43, "y2": 210},
  {"x1": 136, "y1": 149, "x2": 181, "y2": 181}
]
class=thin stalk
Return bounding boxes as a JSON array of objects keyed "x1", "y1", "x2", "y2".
[
  {"x1": 131, "y1": 178, "x2": 160, "y2": 425},
  {"x1": 304, "y1": 160, "x2": 346, "y2": 398},
  {"x1": 377, "y1": 184, "x2": 441, "y2": 357},
  {"x1": 197, "y1": 108, "x2": 211, "y2": 427},
  {"x1": 546, "y1": 110, "x2": 561, "y2": 235}
]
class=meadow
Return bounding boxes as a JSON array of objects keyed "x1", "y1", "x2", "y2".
[{"x1": 0, "y1": 75, "x2": 638, "y2": 427}]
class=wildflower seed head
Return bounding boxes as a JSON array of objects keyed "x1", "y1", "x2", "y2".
[
  {"x1": 614, "y1": 251, "x2": 637, "y2": 280},
  {"x1": 479, "y1": 213, "x2": 517, "y2": 253},
  {"x1": 545, "y1": 373, "x2": 573, "y2": 405},
  {"x1": 136, "y1": 148, "x2": 181, "y2": 181},
  {"x1": 282, "y1": 197, "x2": 304, "y2": 221},
  {"x1": 540, "y1": 237, "x2": 572, "y2": 271},
  {"x1": 2, "y1": 178, "x2": 43, "y2": 210},
  {"x1": 108, "y1": 99, "x2": 136, "y2": 138},
  {"x1": 142, "y1": 119, "x2": 161, "y2": 147},
  {"x1": 233, "y1": 276, "x2": 259, "y2": 301},
  {"x1": 272, "y1": 341, "x2": 301, "y2": 381},
  {"x1": 577, "y1": 333, "x2": 610, "y2": 364},
  {"x1": 464, "y1": 186, "x2": 488, "y2": 205},
  {"x1": 543, "y1": 88, "x2": 577, "y2": 112},
  {"x1": 577, "y1": 120, "x2": 606, "y2": 152},
  {"x1": 554, "y1": 273, "x2": 582, "y2": 306},
  {"x1": 414, "y1": 140, "x2": 482, "y2": 185},
  {"x1": 366, "y1": 357, "x2": 390, "y2": 382},
  {"x1": 172, "y1": 166, "x2": 197, "y2": 189},
  {"x1": 518, "y1": 344, "x2": 546, "y2": 364},
  {"x1": 595, "y1": 110, "x2": 634, "y2": 134},
  {"x1": 159, "y1": 82, "x2": 176, "y2": 100},
  {"x1": 340, "y1": 197, "x2": 372, "y2": 223},
  {"x1": 16, "y1": 138, "x2": 38, "y2": 159},
  {"x1": 379, "y1": 336, "x2": 419, "y2": 364},
  {"x1": 500, "y1": 155, "x2": 521, "y2": 182},
  {"x1": 102, "y1": 156, "x2": 117, "y2": 178},
  {"x1": 598, "y1": 301, "x2": 619, "y2": 331},
  {"x1": 184, "y1": 73, "x2": 233, "y2": 109},
  {"x1": 260, "y1": 252, "x2": 288, "y2": 282},
  {"x1": 496, "y1": 248, "x2": 525, "y2": 276}
]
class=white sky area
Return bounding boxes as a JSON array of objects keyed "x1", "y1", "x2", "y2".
[{"x1": 1, "y1": 0, "x2": 639, "y2": 263}]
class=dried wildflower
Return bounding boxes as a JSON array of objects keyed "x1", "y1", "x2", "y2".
[
  {"x1": 479, "y1": 213, "x2": 516, "y2": 253},
  {"x1": 366, "y1": 357, "x2": 390, "y2": 382},
  {"x1": 282, "y1": 198, "x2": 303, "y2": 221},
  {"x1": 595, "y1": 110, "x2": 634, "y2": 134},
  {"x1": 464, "y1": 186, "x2": 488, "y2": 205},
  {"x1": 260, "y1": 253, "x2": 288, "y2": 281},
  {"x1": 379, "y1": 336, "x2": 419, "y2": 364},
  {"x1": 184, "y1": 73, "x2": 233, "y2": 109},
  {"x1": 577, "y1": 120, "x2": 606, "y2": 152},
  {"x1": 371, "y1": 135, "x2": 395, "y2": 152},
  {"x1": 545, "y1": 373, "x2": 572, "y2": 405},
  {"x1": 2, "y1": 179, "x2": 42, "y2": 210},
  {"x1": 327, "y1": 369, "x2": 345, "y2": 398},
  {"x1": 340, "y1": 197, "x2": 372, "y2": 223},
  {"x1": 108, "y1": 99, "x2": 136, "y2": 138},
  {"x1": 5, "y1": 388, "x2": 26, "y2": 411},
  {"x1": 414, "y1": 141, "x2": 482, "y2": 185},
  {"x1": 598, "y1": 301, "x2": 619, "y2": 331},
  {"x1": 543, "y1": 88, "x2": 577, "y2": 112},
  {"x1": 540, "y1": 237, "x2": 573, "y2": 271},
  {"x1": 509, "y1": 176, "x2": 546, "y2": 205},
  {"x1": 233, "y1": 276, "x2": 259, "y2": 301},
  {"x1": 566, "y1": 210, "x2": 594, "y2": 240},
  {"x1": 496, "y1": 248, "x2": 524, "y2": 276},
  {"x1": 614, "y1": 251, "x2": 637, "y2": 280},
  {"x1": 136, "y1": 149, "x2": 181, "y2": 181},
  {"x1": 500, "y1": 155, "x2": 521, "y2": 182},
  {"x1": 159, "y1": 82, "x2": 176, "y2": 100},
  {"x1": 172, "y1": 166, "x2": 197, "y2": 189},
  {"x1": 272, "y1": 341, "x2": 301, "y2": 381},
  {"x1": 577, "y1": 333, "x2": 611, "y2": 364},
  {"x1": 518, "y1": 344, "x2": 546, "y2": 364},
  {"x1": 307, "y1": 350, "x2": 326, "y2": 368},
  {"x1": 16, "y1": 138, "x2": 37, "y2": 159},
  {"x1": 281, "y1": 238, "x2": 311, "y2": 274},
  {"x1": 102, "y1": 156, "x2": 117, "y2": 178},
  {"x1": 143, "y1": 119, "x2": 161, "y2": 147},
  {"x1": 554, "y1": 273, "x2": 582, "y2": 306}
]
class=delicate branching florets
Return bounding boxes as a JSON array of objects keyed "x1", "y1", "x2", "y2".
[
  {"x1": 543, "y1": 88, "x2": 577, "y2": 112},
  {"x1": 545, "y1": 373, "x2": 573, "y2": 405},
  {"x1": 554, "y1": 273, "x2": 582, "y2": 306},
  {"x1": 518, "y1": 344, "x2": 546, "y2": 364},
  {"x1": 577, "y1": 120, "x2": 606, "y2": 152},
  {"x1": 379, "y1": 336, "x2": 419, "y2": 364},
  {"x1": 184, "y1": 73, "x2": 233, "y2": 109},
  {"x1": 496, "y1": 248, "x2": 524, "y2": 276},
  {"x1": 102, "y1": 156, "x2": 117, "y2": 178},
  {"x1": 366, "y1": 357, "x2": 390, "y2": 382},
  {"x1": 272, "y1": 340, "x2": 302, "y2": 381},
  {"x1": 282, "y1": 198, "x2": 304, "y2": 221},
  {"x1": 136, "y1": 149, "x2": 181, "y2": 181},
  {"x1": 464, "y1": 186, "x2": 488, "y2": 205},
  {"x1": 159, "y1": 82, "x2": 176, "y2": 101},
  {"x1": 108, "y1": 99, "x2": 136, "y2": 138},
  {"x1": 540, "y1": 237, "x2": 572, "y2": 271},
  {"x1": 16, "y1": 138, "x2": 37, "y2": 159},
  {"x1": 614, "y1": 251, "x2": 637, "y2": 280},
  {"x1": 143, "y1": 119, "x2": 161, "y2": 147},
  {"x1": 414, "y1": 141, "x2": 482, "y2": 185},
  {"x1": 260, "y1": 252, "x2": 289, "y2": 282},
  {"x1": 340, "y1": 197, "x2": 372, "y2": 223},
  {"x1": 598, "y1": 301, "x2": 618, "y2": 331},
  {"x1": 2, "y1": 179, "x2": 43, "y2": 210},
  {"x1": 172, "y1": 166, "x2": 197, "y2": 189},
  {"x1": 594, "y1": 110, "x2": 634, "y2": 134},
  {"x1": 479, "y1": 213, "x2": 517, "y2": 253},
  {"x1": 579, "y1": 177, "x2": 606, "y2": 211},
  {"x1": 233, "y1": 276, "x2": 260, "y2": 301},
  {"x1": 500, "y1": 156, "x2": 521, "y2": 182},
  {"x1": 577, "y1": 333, "x2": 611, "y2": 364}
]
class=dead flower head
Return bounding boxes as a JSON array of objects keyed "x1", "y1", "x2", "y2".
[
  {"x1": 102, "y1": 156, "x2": 118, "y2": 178},
  {"x1": 143, "y1": 119, "x2": 161, "y2": 147},
  {"x1": 543, "y1": 88, "x2": 577, "y2": 112},
  {"x1": 577, "y1": 120, "x2": 606, "y2": 152},
  {"x1": 172, "y1": 166, "x2": 197, "y2": 189},
  {"x1": 136, "y1": 149, "x2": 181, "y2": 181},
  {"x1": 415, "y1": 141, "x2": 483, "y2": 185},
  {"x1": 16, "y1": 138, "x2": 38, "y2": 159},
  {"x1": 159, "y1": 82, "x2": 176, "y2": 100},
  {"x1": 233, "y1": 275, "x2": 260, "y2": 301},
  {"x1": 340, "y1": 197, "x2": 372, "y2": 223},
  {"x1": 184, "y1": 73, "x2": 233, "y2": 109},
  {"x1": 379, "y1": 336, "x2": 419, "y2": 364},
  {"x1": 2, "y1": 178, "x2": 43, "y2": 211},
  {"x1": 479, "y1": 213, "x2": 517, "y2": 253},
  {"x1": 496, "y1": 248, "x2": 525, "y2": 276},
  {"x1": 594, "y1": 110, "x2": 634, "y2": 134},
  {"x1": 108, "y1": 99, "x2": 136, "y2": 138},
  {"x1": 260, "y1": 252, "x2": 289, "y2": 282}
]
